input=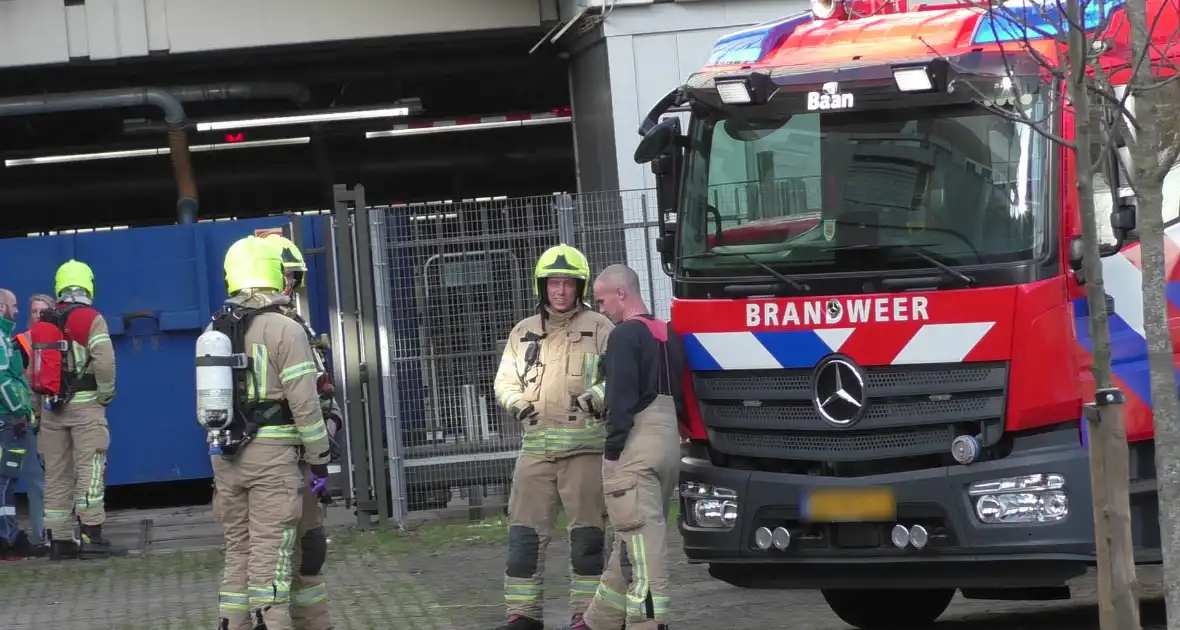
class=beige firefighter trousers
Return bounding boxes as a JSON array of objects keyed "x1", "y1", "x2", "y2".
[
  {"x1": 584, "y1": 396, "x2": 680, "y2": 630},
  {"x1": 212, "y1": 443, "x2": 305, "y2": 630},
  {"x1": 41, "y1": 402, "x2": 110, "y2": 539},
  {"x1": 505, "y1": 451, "x2": 607, "y2": 621},
  {"x1": 293, "y1": 462, "x2": 333, "y2": 630}
]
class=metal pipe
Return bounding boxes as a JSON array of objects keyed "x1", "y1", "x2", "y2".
[
  {"x1": 162, "y1": 82, "x2": 312, "y2": 106},
  {"x1": 0, "y1": 87, "x2": 198, "y2": 224}
]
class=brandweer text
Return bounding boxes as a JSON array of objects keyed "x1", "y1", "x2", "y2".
[{"x1": 746, "y1": 296, "x2": 930, "y2": 327}]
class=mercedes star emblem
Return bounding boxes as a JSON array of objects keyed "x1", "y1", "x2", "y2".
[{"x1": 811, "y1": 356, "x2": 867, "y2": 427}]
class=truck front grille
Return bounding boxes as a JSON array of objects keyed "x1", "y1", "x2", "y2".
[{"x1": 694, "y1": 362, "x2": 1008, "y2": 463}]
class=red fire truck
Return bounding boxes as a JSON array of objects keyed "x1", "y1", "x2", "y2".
[{"x1": 633, "y1": 0, "x2": 1180, "y2": 626}]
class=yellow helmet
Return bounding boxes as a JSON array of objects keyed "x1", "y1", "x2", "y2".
[
  {"x1": 264, "y1": 233, "x2": 307, "y2": 291},
  {"x1": 55, "y1": 260, "x2": 95, "y2": 298},
  {"x1": 223, "y1": 235, "x2": 285, "y2": 295},
  {"x1": 534, "y1": 244, "x2": 591, "y2": 303}
]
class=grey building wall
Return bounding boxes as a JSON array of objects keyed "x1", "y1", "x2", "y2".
[
  {"x1": 565, "y1": 0, "x2": 809, "y2": 316},
  {"x1": 0, "y1": 0, "x2": 546, "y2": 67},
  {"x1": 569, "y1": 38, "x2": 620, "y2": 193}
]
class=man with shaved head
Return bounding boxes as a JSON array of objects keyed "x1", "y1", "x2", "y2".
[
  {"x1": 0, "y1": 288, "x2": 39, "y2": 559},
  {"x1": 577, "y1": 265, "x2": 685, "y2": 630}
]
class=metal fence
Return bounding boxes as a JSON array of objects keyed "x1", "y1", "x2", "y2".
[{"x1": 323, "y1": 185, "x2": 668, "y2": 529}]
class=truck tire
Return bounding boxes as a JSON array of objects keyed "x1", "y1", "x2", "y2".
[{"x1": 821, "y1": 588, "x2": 955, "y2": 629}]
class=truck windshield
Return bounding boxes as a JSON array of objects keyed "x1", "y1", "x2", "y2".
[{"x1": 677, "y1": 99, "x2": 1052, "y2": 276}]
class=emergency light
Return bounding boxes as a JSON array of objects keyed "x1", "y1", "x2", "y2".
[
  {"x1": 970, "y1": 0, "x2": 1126, "y2": 45},
  {"x1": 704, "y1": 12, "x2": 812, "y2": 67}
]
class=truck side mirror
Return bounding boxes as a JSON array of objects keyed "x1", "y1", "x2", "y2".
[
  {"x1": 1110, "y1": 204, "x2": 1136, "y2": 234},
  {"x1": 1098, "y1": 204, "x2": 1136, "y2": 257},
  {"x1": 634, "y1": 117, "x2": 681, "y2": 164},
  {"x1": 651, "y1": 152, "x2": 681, "y2": 273},
  {"x1": 636, "y1": 117, "x2": 685, "y2": 276}
]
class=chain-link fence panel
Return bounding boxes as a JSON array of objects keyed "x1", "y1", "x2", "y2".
[
  {"x1": 367, "y1": 190, "x2": 665, "y2": 526},
  {"x1": 561, "y1": 189, "x2": 671, "y2": 319},
  {"x1": 370, "y1": 196, "x2": 563, "y2": 517}
]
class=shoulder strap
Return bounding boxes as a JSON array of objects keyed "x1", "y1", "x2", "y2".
[
  {"x1": 55, "y1": 304, "x2": 86, "y2": 336},
  {"x1": 627, "y1": 315, "x2": 669, "y2": 343}
]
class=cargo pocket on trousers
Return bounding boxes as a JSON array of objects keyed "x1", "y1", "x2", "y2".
[
  {"x1": 603, "y1": 472, "x2": 644, "y2": 532},
  {"x1": 0, "y1": 446, "x2": 25, "y2": 479}
]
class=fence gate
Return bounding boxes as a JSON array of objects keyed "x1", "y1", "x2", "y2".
[{"x1": 325, "y1": 184, "x2": 664, "y2": 529}]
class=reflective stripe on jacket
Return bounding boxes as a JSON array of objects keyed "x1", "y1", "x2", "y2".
[
  {"x1": 210, "y1": 292, "x2": 331, "y2": 462},
  {"x1": 493, "y1": 305, "x2": 613, "y2": 458},
  {"x1": 0, "y1": 318, "x2": 31, "y2": 417}
]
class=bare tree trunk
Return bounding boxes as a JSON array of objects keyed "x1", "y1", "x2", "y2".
[
  {"x1": 1137, "y1": 174, "x2": 1180, "y2": 629},
  {"x1": 1122, "y1": 0, "x2": 1180, "y2": 624},
  {"x1": 1069, "y1": 9, "x2": 1142, "y2": 626}
]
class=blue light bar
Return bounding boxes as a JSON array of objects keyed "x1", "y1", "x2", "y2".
[
  {"x1": 971, "y1": 0, "x2": 1125, "y2": 45},
  {"x1": 706, "y1": 11, "x2": 813, "y2": 67}
]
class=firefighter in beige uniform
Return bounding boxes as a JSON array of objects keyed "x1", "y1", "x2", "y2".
[
  {"x1": 582, "y1": 264, "x2": 684, "y2": 630},
  {"x1": 264, "y1": 233, "x2": 340, "y2": 630},
  {"x1": 41, "y1": 260, "x2": 126, "y2": 560},
  {"x1": 208, "y1": 236, "x2": 332, "y2": 630},
  {"x1": 492, "y1": 244, "x2": 614, "y2": 630}
]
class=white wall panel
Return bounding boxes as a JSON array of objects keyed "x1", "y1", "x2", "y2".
[
  {"x1": 0, "y1": 1, "x2": 70, "y2": 67},
  {"x1": 569, "y1": 0, "x2": 808, "y2": 314},
  {"x1": 162, "y1": 0, "x2": 543, "y2": 54},
  {"x1": 0, "y1": 0, "x2": 545, "y2": 69},
  {"x1": 602, "y1": 0, "x2": 808, "y2": 194}
]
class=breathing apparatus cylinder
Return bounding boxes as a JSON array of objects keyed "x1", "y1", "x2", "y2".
[{"x1": 196, "y1": 329, "x2": 235, "y2": 456}]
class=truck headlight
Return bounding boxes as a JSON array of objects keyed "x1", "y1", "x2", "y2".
[
  {"x1": 968, "y1": 473, "x2": 1068, "y2": 524},
  {"x1": 681, "y1": 482, "x2": 739, "y2": 529}
]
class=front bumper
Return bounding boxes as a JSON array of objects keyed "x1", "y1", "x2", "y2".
[{"x1": 679, "y1": 439, "x2": 1096, "y2": 590}]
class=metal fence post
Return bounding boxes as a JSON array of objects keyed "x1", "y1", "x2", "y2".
[
  {"x1": 640, "y1": 193, "x2": 658, "y2": 310},
  {"x1": 321, "y1": 211, "x2": 359, "y2": 513},
  {"x1": 332, "y1": 183, "x2": 386, "y2": 528},
  {"x1": 370, "y1": 207, "x2": 410, "y2": 529},
  {"x1": 555, "y1": 193, "x2": 576, "y2": 245},
  {"x1": 353, "y1": 191, "x2": 393, "y2": 528}
]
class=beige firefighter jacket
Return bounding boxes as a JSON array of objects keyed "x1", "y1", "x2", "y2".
[
  {"x1": 209, "y1": 291, "x2": 331, "y2": 464},
  {"x1": 494, "y1": 304, "x2": 613, "y2": 459},
  {"x1": 64, "y1": 310, "x2": 115, "y2": 406},
  {"x1": 277, "y1": 302, "x2": 343, "y2": 423}
]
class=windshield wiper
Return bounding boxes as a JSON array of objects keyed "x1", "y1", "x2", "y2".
[
  {"x1": 829, "y1": 243, "x2": 976, "y2": 288},
  {"x1": 679, "y1": 251, "x2": 811, "y2": 293}
]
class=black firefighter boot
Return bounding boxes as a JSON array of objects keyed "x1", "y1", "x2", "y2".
[
  {"x1": 493, "y1": 615, "x2": 544, "y2": 630},
  {"x1": 78, "y1": 524, "x2": 128, "y2": 559},
  {"x1": 46, "y1": 528, "x2": 80, "y2": 561}
]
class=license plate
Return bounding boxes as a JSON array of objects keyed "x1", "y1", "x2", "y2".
[{"x1": 803, "y1": 487, "x2": 896, "y2": 523}]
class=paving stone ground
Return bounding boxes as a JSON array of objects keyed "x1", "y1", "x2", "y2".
[{"x1": 0, "y1": 512, "x2": 1169, "y2": 630}]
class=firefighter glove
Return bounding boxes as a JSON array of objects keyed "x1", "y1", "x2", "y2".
[
  {"x1": 12, "y1": 415, "x2": 26, "y2": 439},
  {"x1": 310, "y1": 463, "x2": 331, "y2": 479},
  {"x1": 512, "y1": 402, "x2": 538, "y2": 422},
  {"x1": 97, "y1": 390, "x2": 115, "y2": 407},
  {"x1": 575, "y1": 390, "x2": 604, "y2": 415}
]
